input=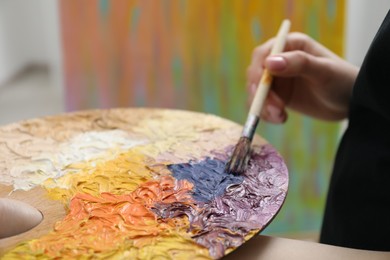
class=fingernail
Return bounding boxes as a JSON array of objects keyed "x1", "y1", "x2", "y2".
[
  {"x1": 266, "y1": 56, "x2": 287, "y2": 71},
  {"x1": 266, "y1": 104, "x2": 283, "y2": 121},
  {"x1": 250, "y1": 83, "x2": 257, "y2": 94}
]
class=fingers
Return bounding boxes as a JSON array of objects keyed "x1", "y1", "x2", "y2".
[
  {"x1": 246, "y1": 32, "x2": 333, "y2": 124},
  {"x1": 261, "y1": 90, "x2": 288, "y2": 124},
  {"x1": 247, "y1": 38, "x2": 275, "y2": 87},
  {"x1": 248, "y1": 84, "x2": 288, "y2": 124},
  {"x1": 265, "y1": 56, "x2": 287, "y2": 71},
  {"x1": 247, "y1": 32, "x2": 310, "y2": 85},
  {"x1": 265, "y1": 51, "x2": 325, "y2": 79},
  {"x1": 247, "y1": 32, "x2": 335, "y2": 86}
]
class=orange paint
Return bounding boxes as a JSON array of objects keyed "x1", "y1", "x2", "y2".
[
  {"x1": 6, "y1": 176, "x2": 211, "y2": 258},
  {"x1": 1, "y1": 113, "x2": 251, "y2": 258}
]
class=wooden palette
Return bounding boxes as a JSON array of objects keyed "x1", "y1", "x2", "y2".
[{"x1": 0, "y1": 108, "x2": 288, "y2": 259}]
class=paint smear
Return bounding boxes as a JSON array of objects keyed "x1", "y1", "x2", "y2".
[
  {"x1": 43, "y1": 149, "x2": 158, "y2": 203},
  {"x1": 4, "y1": 145, "x2": 287, "y2": 259},
  {"x1": 169, "y1": 157, "x2": 244, "y2": 202},
  {"x1": 4, "y1": 176, "x2": 210, "y2": 259},
  {"x1": 0, "y1": 110, "x2": 287, "y2": 259},
  {"x1": 156, "y1": 144, "x2": 288, "y2": 258}
]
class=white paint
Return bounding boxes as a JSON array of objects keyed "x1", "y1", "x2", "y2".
[
  {"x1": 54, "y1": 130, "x2": 147, "y2": 168},
  {"x1": 10, "y1": 130, "x2": 148, "y2": 191}
]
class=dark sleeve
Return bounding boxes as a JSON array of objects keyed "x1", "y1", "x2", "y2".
[{"x1": 320, "y1": 10, "x2": 390, "y2": 251}]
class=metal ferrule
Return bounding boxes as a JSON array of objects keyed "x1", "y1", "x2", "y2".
[{"x1": 241, "y1": 114, "x2": 259, "y2": 140}]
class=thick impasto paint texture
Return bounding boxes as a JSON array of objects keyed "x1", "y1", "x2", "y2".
[
  {"x1": 60, "y1": 0, "x2": 345, "y2": 234},
  {"x1": 0, "y1": 109, "x2": 288, "y2": 259}
]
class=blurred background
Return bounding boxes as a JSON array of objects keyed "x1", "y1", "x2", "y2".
[{"x1": 0, "y1": 0, "x2": 388, "y2": 240}]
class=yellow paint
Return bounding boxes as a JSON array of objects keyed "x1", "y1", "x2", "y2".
[
  {"x1": 1, "y1": 112, "x2": 243, "y2": 258},
  {"x1": 4, "y1": 175, "x2": 211, "y2": 259},
  {"x1": 43, "y1": 149, "x2": 158, "y2": 203}
]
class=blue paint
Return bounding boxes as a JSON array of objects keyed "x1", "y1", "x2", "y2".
[
  {"x1": 201, "y1": 65, "x2": 219, "y2": 114},
  {"x1": 327, "y1": 0, "x2": 337, "y2": 21},
  {"x1": 160, "y1": 145, "x2": 288, "y2": 258},
  {"x1": 307, "y1": 8, "x2": 320, "y2": 40},
  {"x1": 168, "y1": 158, "x2": 244, "y2": 202},
  {"x1": 130, "y1": 7, "x2": 141, "y2": 34},
  {"x1": 99, "y1": 0, "x2": 109, "y2": 16},
  {"x1": 172, "y1": 56, "x2": 183, "y2": 90},
  {"x1": 251, "y1": 17, "x2": 262, "y2": 42}
]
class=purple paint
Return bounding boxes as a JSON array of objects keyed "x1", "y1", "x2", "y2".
[
  {"x1": 155, "y1": 144, "x2": 288, "y2": 259},
  {"x1": 168, "y1": 158, "x2": 244, "y2": 202}
]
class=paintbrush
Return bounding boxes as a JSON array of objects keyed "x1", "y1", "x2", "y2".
[{"x1": 225, "y1": 19, "x2": 291, "y2": 175}]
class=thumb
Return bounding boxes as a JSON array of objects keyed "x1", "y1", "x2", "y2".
[{"x1": 265, "y1": 51, "x2": 323, "y2": 78}]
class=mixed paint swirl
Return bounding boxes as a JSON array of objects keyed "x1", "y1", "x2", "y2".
[{"x1": 0, "y1": 109, "x2": 288, "y2": 259}]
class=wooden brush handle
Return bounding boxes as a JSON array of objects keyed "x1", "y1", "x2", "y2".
[{"x1": 249, "y1": 19, "x2": 291, "y2": 117}]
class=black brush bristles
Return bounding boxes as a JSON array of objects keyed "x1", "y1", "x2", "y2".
[
  {"x1": 225, "y1": 137, "x2": 251, "y2": 175},
  {"x1": 225, "y1": 20, "x2": 291, "y2": 175}
]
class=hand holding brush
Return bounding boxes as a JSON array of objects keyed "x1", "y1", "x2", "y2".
[{"x1": 225, "y1": 19, "x2": 291, "y2": 175}]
